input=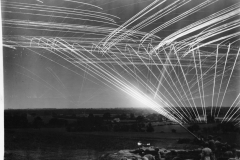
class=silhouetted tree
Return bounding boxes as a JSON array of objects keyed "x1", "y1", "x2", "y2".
[
  {"x1": 33, "y1": 116, "x2": 44, "y2": 129},
  {"x1": 146, "y1": 123, "x2": 154, "y2": 132},
  {"x1": 136, "y1": 115, "x2": 145, "y2": 123},
  {"x1": 171, "y1": 129, "x2": 177, "y2": 133},
  {"x1": 103, "y1": 112, "x2": 111, "y2": 121},
  {"x1": 120, "y1": 113, "x2": 127, "y2": 120},
  {"x1": 131, "y1": 123, "x2": 139, "y2": 132},
  {"x1": 130, "y1": 113, "x2": 135, "y2": 120}
]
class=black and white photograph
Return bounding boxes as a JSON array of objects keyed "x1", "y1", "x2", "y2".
[{"x1": 2, "y1": 0, "x2": 240, "y2": 159}]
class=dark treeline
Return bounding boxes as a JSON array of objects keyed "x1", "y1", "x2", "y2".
[
  {"x1": 4, "y1": 108, "x2": 154, "y2": 117},
  {"x1": 4, "y1": 107, "x2": 240, "y2": 133},
  {"x1": 65, "y1": 114, "x2": 154, "y2": 132},
  {"x1": 187, "y1": 123, "x2": 240, "y2": 133},
  {"x1": 4, "y1": 110, "x2": 155, "y2": 133}
]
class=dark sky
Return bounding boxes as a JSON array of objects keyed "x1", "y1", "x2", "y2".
[{"x1": 3, "y1": 0, "x2": 240, "y2": 110}]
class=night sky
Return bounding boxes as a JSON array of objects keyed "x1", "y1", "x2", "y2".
[{"x1": 2, "y1": 0, "x2": 240, "y2": 110}]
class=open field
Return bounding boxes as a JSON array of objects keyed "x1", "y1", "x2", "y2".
[
  {"x1": 5, "y1": 127, "x2": 240, "y2": 160},
  {"x1": 4, "y1": 128, "x2": 193, "y2": 160}
]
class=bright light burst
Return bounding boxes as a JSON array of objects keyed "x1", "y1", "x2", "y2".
[{"x1": 2, "y1": 0, "x2": 240, "y2": 125}]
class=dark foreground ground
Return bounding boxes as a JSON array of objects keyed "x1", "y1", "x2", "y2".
[{"x1": 4, "y1": 128, "x2": 240, "y2": 160}]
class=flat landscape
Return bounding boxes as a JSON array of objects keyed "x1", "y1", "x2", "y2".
[
  {"x1": 5, "y1": 126, "x2": 240, "y2": 160},
  {"x1": 4, "y1": 128, "x2": 193, "y2": 160},
  {"x1": 4, "y1": 108, "x2": 240, "y2": 159}
]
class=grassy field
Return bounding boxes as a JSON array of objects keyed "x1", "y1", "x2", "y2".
[
  {"x1": 5, "y1": 128, "x2": 188, "y2": 150},
  {"x1": 4, "y1": 128, "x2": 240, "y2": 160},
  {"x1": 4, "y1": 128, "x2": 194, "y2": 160}
]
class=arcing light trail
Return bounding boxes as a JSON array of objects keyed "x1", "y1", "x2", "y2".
[
  {"x1": 6, "y1": 34, "x2": 239, "y2": 124},
  {"x1": 2, "y1": 0, "x2": 240, "y2": 125},
  {"x1": 63, "y1": 0, "x2": 103, "y2": 10},
  {"x1": 46, "y1": 37, "x2": 185, "y2": 124}
]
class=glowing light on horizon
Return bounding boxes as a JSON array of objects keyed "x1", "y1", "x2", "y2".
[{"x1": 2, "y1": 0, "x2": 240, "y2": 125}]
